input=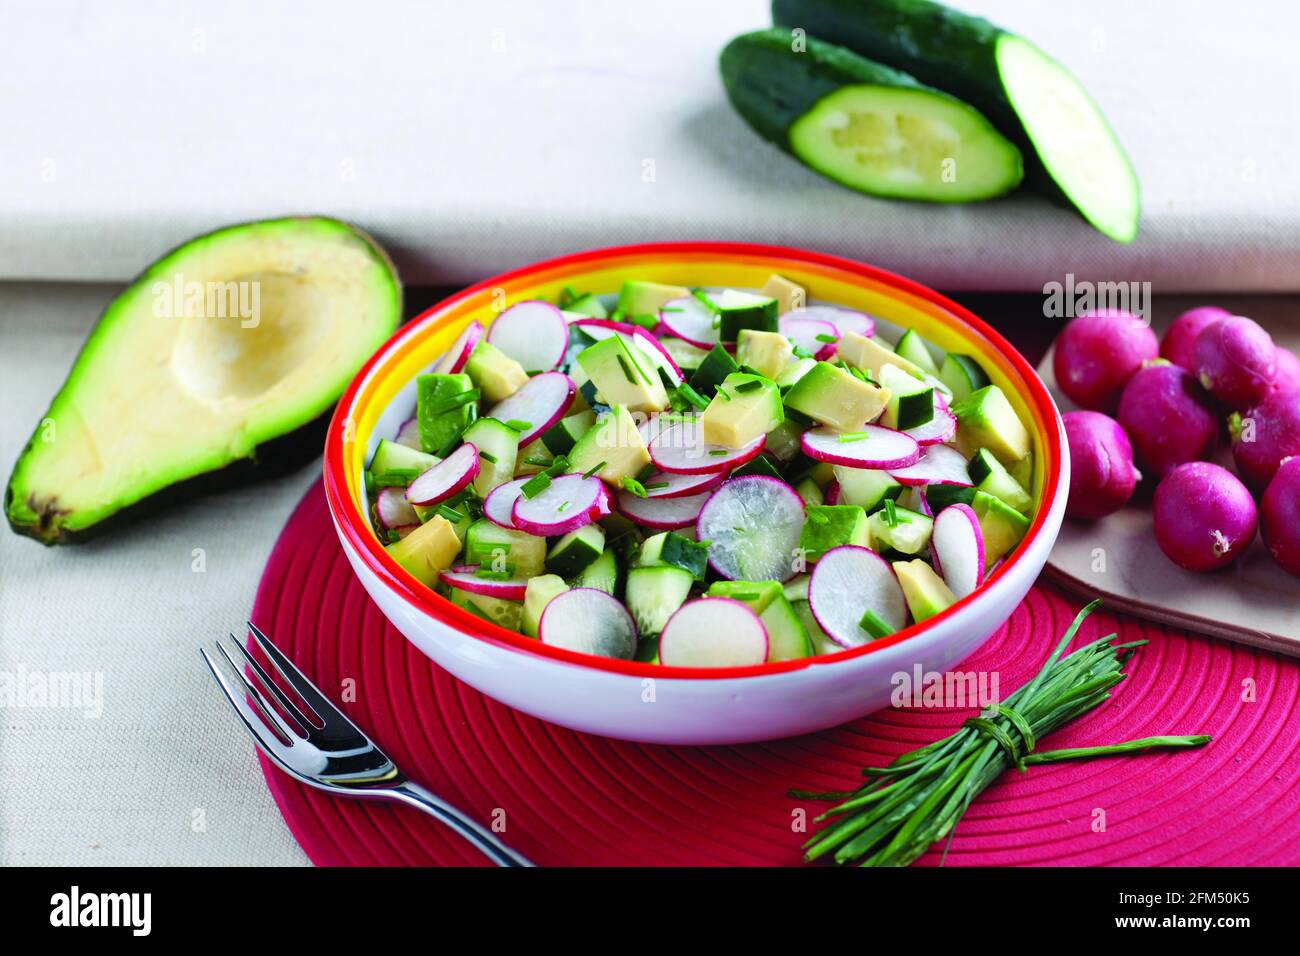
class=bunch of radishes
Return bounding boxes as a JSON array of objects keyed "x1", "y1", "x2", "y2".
[{"x1": 1053, "y1": 307, "x2": 1300, "y2": 577}]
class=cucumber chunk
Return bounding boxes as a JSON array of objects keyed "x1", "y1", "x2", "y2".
[
  {"x1": 370, "y1": 438, "x2": 438, "y2": 477},
  {"x1": 626, "y1": 565, "x2": 694, "y2": 636},
  {"x1": 576, "y1": 547, "x2": 621, "y2": 596},
  {"x1": 546, "y1": 523, "x2": 606, "y2": 578}
]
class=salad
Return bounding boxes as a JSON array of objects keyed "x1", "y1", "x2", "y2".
[{"x1": 365, "y1": 275, "x2": 1035, "y2": 667}]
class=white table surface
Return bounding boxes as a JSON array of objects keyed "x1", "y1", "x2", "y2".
[{"x1": 1, "y1": 0, "x2": 1298, "y2": 291}]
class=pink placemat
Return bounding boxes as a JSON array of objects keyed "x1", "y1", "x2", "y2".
[{"x1": 252, "y1": 484, "x2": 1300, "y2": 865}]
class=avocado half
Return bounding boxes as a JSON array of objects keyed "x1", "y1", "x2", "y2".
[{"x1": 6, "y1": 216, "x2": 401, "y2": 544}]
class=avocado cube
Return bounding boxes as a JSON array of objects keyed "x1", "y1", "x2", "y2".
[
  {"x1": 705, "y1": 579, "x2": 783, "y2": 614},
  {"x1": 737, "y1": 329, "x2": 795, "y2": 380},
  {"x1": 577, "y1": 336, "x2": 668, "y2": 414},
  {"x1": 970, "y1": 490, "x2": 1030, "y2": 562},
  {"x1": 522, "y1": 574, "x2": 569, "y2": 637},
  {"x1": 893, "y1": 559, "x2": 956, "y2": 623},
  {"x1": 867, "y1": 505, "x2": 932, "y2": 555},
  {"x1": 464, "y1": 340, "x2": 528, "y2": 403},
  {"x1": 566, "y1": 404, "x2": 651, "y2": 485},
  {"x1": 617, "y1": 280, "x2": 690, "y2": 320},
  {"x1": 950, "y1": 385, "x2": 1031, "y2": 470},
  {"x1": 798, "y1": 504, "x2": 869, "y2": 562},
  {"x1": 701, "y1": 372, "x2": 783, "y2": 448},
  {"x1": 760, "y1": 273, "x2": 805, "y2": 313},
  {"x1": 836, "y1": 330, "x2": 925, "y2": 380},
  {"x1": 385, "y1": 516, "x2": 462, "y2": 588},
  {"x1": 783, "y1": 361, "x2": 888, "y2": 431},
  {"x1": 417, "y1": 372, "x2": 475, "y2": 454}
]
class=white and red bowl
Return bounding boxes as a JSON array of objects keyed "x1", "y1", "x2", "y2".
[{"x1": 324, "y1": 243, "x2": 1067, "y2": 744}]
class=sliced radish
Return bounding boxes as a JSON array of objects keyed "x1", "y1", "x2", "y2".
[
  {"x1": 641, "y1": 468, "x2": 727, "y2": 499},
  {"x1": 487, "y1": 301, "x2": 568, "y2": 372},
  {"x1": 888, "y1": 444, "x2": 972, "y2": 487},
  {"x1": 809, "y1": 546, "x2": 908, "y2": 648},
  {"x1": 433, "y1": 320, "x2": 484, "y2": 375},
  {"x1": 931, "y1": 503, "x2": 985, "y2": 599},
  {"x1": 377, "y1": 486, "x2": 419, "y2": 528},
  {"x1": 649, "y1": 419, "x2": 765, "y2": 475},
  {"x1": 639, "y1": 412, "x2": 697, "y2": 447},
  {"x1": 482, "y1": 476, "x2": 532, "y2": 528},
  {"x1": 572, "y1": 318, "x2": 638, "y2": 341},
  {"x1": 539, "y1": 588, "x2": 637, "y2": 659},
  {"x1": 823, "y1": 480, "x2": 841, "y2": 504},
  {"x1": 616, "y1": 489, "x2": 710, "y2": 530},
  {"x1": 631, "y1": 326, "x2": 684, "y2": 386},
  {"x1": 484, "y1": 371, "x2": 575, "y2": 445},
  {"x1": 785, "y1": 306, "x2": 874, "y2": 339},
  {"x1": 394, "y1": 416, "x2": 422, "y2": 450},
  {"x1": 905, "y1": 406, "x2": 957, "y2": 446},
  {"x1": 658, "y1": 598, "x2": 768, "y2": 667},
  {"x1": 658, "y1": 296, "x2": 719, "y2": 350},
  {"x1": 696, "y1": 476, "x2": 805, "y2": 581},
  {"x1": 801, "y1": 425, "x2": 920, "y2": 469},
  {"x1": 780, "y1": 316, "x2": 838, "y2": 360},
  {"x1": 405, "y1": 443, "x2": 479, "y2": 506},
  {"x1": 511, "y1": 473, "x2": 609, "y2": 536},
  {"x1": 439, "y1": 566, "x2": 529, "y2": 601}
]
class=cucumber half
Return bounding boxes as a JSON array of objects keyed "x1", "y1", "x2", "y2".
[
  {"x1": 720, "y1": 29, "x2": 1023, "y2": 203},
  {"x1": 772, "y1": 0, "x2": 1140, "y2": 242}
]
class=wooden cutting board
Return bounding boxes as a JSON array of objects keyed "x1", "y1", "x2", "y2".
[{"x1": 1037, "y1": 295, "x2": 1300, "y2": 657}]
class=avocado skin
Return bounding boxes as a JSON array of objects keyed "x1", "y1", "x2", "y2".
[{"x1": 5, "y1": 216, "x2": 401, "y2": 545}]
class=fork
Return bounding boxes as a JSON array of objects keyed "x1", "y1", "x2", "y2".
[{"x1": 201, "y1": 622, "x2": 533, "y2": 867}]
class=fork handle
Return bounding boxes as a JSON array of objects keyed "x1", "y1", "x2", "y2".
[{"x1": 390, "y1": 782, "x2": 534, "y2": 867}]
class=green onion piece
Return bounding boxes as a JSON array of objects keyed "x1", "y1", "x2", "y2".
[
  {"x1": 504, "y1": 419, "x2": 532, "y2": 432},
  {"x1": 425, "y1": 388, "x2": 481, "y2": 417},
  {"x1": 582, "y1": 461, "x2": 606, "y2": 479},
  {"x1": 858, "y1": 609, "x2": 894, "y2": 639},
  {"x1": 815, "y1": 333, "x2": 838, "y2": 344},
  {"x1": 791, "y1": 345, "x2": 814, "y2": 359},
  {"x1": 730, "y1": 591, "x2": 759, "y2": 601},
  {"x1": 435, "y1": 504, "x2": 464, "y2": 522},
  {"x1": 838, "y1": 431, "x2": 869, "y2": 443},
  {"x1": 545, "y1": 455, "x2": 571, "y2": 476},
  {"x1": 621, "y1": 477, "x2": 648, "y2": 499},
  {"x1": 660, "y1": 306, "x2": 683, "y2": 313},
  {"x1": 478, "y1": 450, "x2": 498, "y2": 464},
  {"x1": 674, "y1": 383, "x2": 710, "y2": 411},
  {"x1": 475, "y1": 565, "x2": 515, "y2": 580},
  {"x1": 883, "y1": 498, "x2": 899, "y2": 527},
  {"x1": 521, "y1": 473, "x2": 552, "y2": 499},
  {"x1": 735, "y1": 379, "x2": 764, "y2": 393},
  {"x1": 644, "y1": 482, "x2": 669, "y2": 491},
  {"x1": 556, "y1": 500, "x2": 571, "y2": 513},
  {"x1": 523, "y1": 455, "x2": 554, "y2": 467},
  {"x1": 616, "y1": 353, "x2": 638, "y2": 385},
  {"x1": 707, "y1": 449, "x2": 728, "y2": 457},
  {"x1": 715, "y1": 388, "x2": 732, "y2": 402}
]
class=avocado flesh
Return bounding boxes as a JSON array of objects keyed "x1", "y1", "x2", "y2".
[{"x1": 6, "y1": 217, "x2": 401, "y2": 544}]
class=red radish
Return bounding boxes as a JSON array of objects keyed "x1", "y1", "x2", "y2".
[
  {"x1": 888, "y1": 444, "x2": 971, "y2": 487},
  {"x1": 572, "y1": 318, "x2": 638, "y2": 340},
  {"x1": 487, "y1": 300, "x2": 568, "y2": 371},
  {"x1": 1261, "y1": 457, "x2": 1300, "y2": 577},
  {"x1": 638, "y1": 469, "x2": 726, "y2": 499},
  {"x1": 615, "y1": 489, "x2": 709, "y2": 530},
  {"x1": 539, "y1": 588, "x2": 637, "y2": 659},
  {"x1": 1062, "y1": 411, "x2": 1138, "y2": 519},
  {"x1": 1153, "y1": 462, "x2": 1256, "y2": 572},
  {"x1": 823, "y1": 480, "x2": 841, "y2": 504},
  {"x1": 405, "y1": 443, "x2": 479, "y2": 506},
  {"x1": 394, "y1": 417, "x2": 422, "y2": 450},
  {"x1": 1270, "y1": 347, "x2": 1300, "y2": 396},
  {"x1": 439, "y1": 567, "x2": 530, "y2": 601},
  {"x1": 658, "y1": 598, "x2": 768, "y2": 667},
  {"x1": 1052, "y1": 310, "x2": 1158, "y2": 412},
  {"x1": 377, "y1": 486, "x2": 419, "y2": 528},
  {"x1": 631, "y1": 327, "x2": 684, "y2": 385},
  {"x1": 638, "y1": 411, "x2": 691, "y2": 446},
  {"x1": 433, "y1": 320, "x2": 484, "y2": 375},
  {"x1": 785, "y1": 305, "x2": 874, "y2": 339},
  {"x1": 801, "y1": 425, "x2": 920, "y2": 469},
  {"x1": 1160, "y1": 306, "x2": 1229, "y2": 371},
  {"x1": 904, "y1": 406, "x2": 957, "y2": 446},
  {"x1": 696, "y1": 476, "x2": 805, "y2": 581},
  {"x1": 658, "y1": 296, "x2": 719, "y2": 349},
  {"x1": 1116, "y1": 362, "x2": 1217, "y2": 479},
  {"x1": 648, "y1": 419, "x2": 765, "y2": 474},
  {"x1": 779, "y1": 316, "x2": 838, "y2": 359},
  {"x1": 1230, "y1": 388, "x2": 1300, "y2": 492},
  {"x1": 1194, "y1": 314, "x2": 1276, "y2": 409},
  {"x1": 483, "y1": 371, "x2": 575, "y2": 445},
  {"x1": 482, "y1": 476, "x2": 532, "y2": 528},
  {"x1": 808, "y1": 545, "x2": 908, "y2": 647},
  {"x1": 930, "y1": 504, "x2": 985, "y2": 598},
  {"x1": 511, "y1": 473, "x2": 609, "y2": 536}
]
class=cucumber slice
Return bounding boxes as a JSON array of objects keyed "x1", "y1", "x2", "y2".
[
  {"x1": 795, "y1": 477, "x2": 824, "y2": 507},
  {"x1": 659, "y1": 337, "x2": 710, "y2": 372},
  {"x1": 772, "y1": 0, "x2": 1140, "y2": 242},
  {"x1": 636, "y1": 530, "x2": 710, "y2": 581},
  {"x1": 832, "y1": 465, "x2": 903, "y2": 512},
  {"x1": 625, "y1": 565, "x2": 694, "y2": 636},
  {"x1": 564, "y1": 293, "x2": 608, "y2": 319},
  {"x1": 461, "y1": 417, "x2": 519, "y2": 498},
  {"x1": 696, "y1": 289, "x2": 779, "y2": 342},
  {"x1": 576, "y1": 546, "x2": 620, "y2": 596},
  {"x1": 938, "y1": 353, "x2": 991, "y2": 402},
  {"x1": 720, "y1": 30, "x2": 1023, "y2": 203},
  {"x1": 464, "y1": 518, "x2": 547, "y2": 578},
  {"x1": 760, "y1": 595, "x2": 813, "y2": 661},
  {"x1": 447, "y1": 586, "x2": 523, "y2": 633},
  {"x1": 878, "y1": 363, "x2": 935, "y2": 431},
  {"x1": 370, "y1": 438, "x2": 438, "y2": 476},
  {"x1": 867, "y1": 503, "x2": 933, "y2": 555},
  {"x1": 968, "y1": 448, "x2": 1033, "y2": 515},
  {"x1": 893, "y1": 329, "x2": 939, "y2": 375},
  {"x1": 546, "y1": 523, "x2": 606, "y2": 578}
]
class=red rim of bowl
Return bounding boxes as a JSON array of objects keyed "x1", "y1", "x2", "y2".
[{"x1": 324, "y1": 242, "x2": 1063, "y2": 681}]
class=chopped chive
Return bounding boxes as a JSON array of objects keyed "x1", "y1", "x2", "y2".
[
  {"x1": 858, "y1": 608, "x2": 894, "y2": 639},
  {"x1": 660, "y1": 306, "x2": 684, "y2": 313},
  {"x1": 545, "y1": 455, "x2": 571, "y2": 476},
  {"x1": 810, "y1": 510, "x2": 829, "y2": 525},
  {"x1": 504, "y1": 419, "x2": 532, "y2": 432},
  {"x1": 426, "y1": 388, "x2": 481, "y2": 417},
  {"x1": 435, "y1": 426, "x2": 468, "y2": 458},
  {"x1": 370, "y1": 467, "x2": 421, "y2": 487},
  {"x1": 715, "y1": 388, "x2": 732, "y2": 401},
  {"x1": 616, "y1": 353, "x2": 638, "y2": 385},
  {"x1": 730, "y1": 591, "x2": 759, "y2": 601},
  {"x1": 556, "y1": 500, "x2": 571, "y2": 513},
  {"x1": 521, "y1": 473, "x2": 552, "y2": 499},
  {"x1": 838, "y1": 431, "x2": 870, "y2": 442},
  {"x1": 814, "y1": 333, "x2": 838, "y2": 344},
  {"x1": 386, "y1": 529, "x2": 402, "y2": 543},
  {"x1": 621, "y1": 476, "x2": 648, "y2": 498},
  {"x1": 735, "y1": 379, "x2": 764, "y2": 393},
  {"x1": 435, "y1": 504, "x2": 464, "y2": 522},
  {"x1": 707, "y1": 449, "x2": 728, "y2": 457},
  {"x1": 475, "y1": 565, "x2": 516, "y2": 580},
  {"x1": 582, "y1": 461, "x2": 606, "y2": 479},
  {"x1": 884, "y1": 498, "x2": 899, "y2": 527},
  {"x1": 635, "y1": 461, "x2": 657, "y2": 483},
  {"x1": 609, "y1": 308, "x2": 626, "y2": 322},
  {"x1": 791, "y1": 345, "x2": 814, "y2": 359},
  {"x1": 523, "y1": 455, "x2": 554, "y2": 467},
  {"x1": 674, "y1": 382, "x2": 710, "y2": 411},
  {"x1": 478, "y1": 450, "x2": 498, "y2": 464},
  {"x1": 645, "y1": 481, "x2": 669, "y2": 491}
]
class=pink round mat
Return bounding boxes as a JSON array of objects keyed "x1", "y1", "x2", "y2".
[{"x1": 252, "y1": 484, "x2": 1300, "y2": 866}]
